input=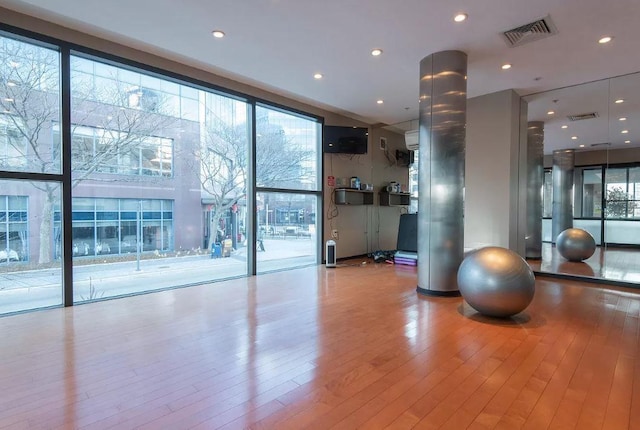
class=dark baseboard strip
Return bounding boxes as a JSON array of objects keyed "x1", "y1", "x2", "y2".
[
  {"x1": 416, "y1": 286, "x2": 461, "y2": 297},
  {"x1": 534, "y1": 270, "x2": 640, "y2": 290}
]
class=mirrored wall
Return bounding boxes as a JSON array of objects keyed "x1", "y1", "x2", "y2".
[{"x1": 525, "y1": 71, "x2": 640, "y2": 285}]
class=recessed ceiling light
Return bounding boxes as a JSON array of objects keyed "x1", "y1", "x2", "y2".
[
  {"x1": 7, "y1": 81, "x2": 16, "y2": 87},
  {"x1": 4, "y1": 98, "x2": 14, "y2": 102},
  {"x1": 501, "y1": 64, "x2": 512, "y2": 70},
  {"x1": 211, "y1": 30, "x2": 225, "y2": 38},
  {"x1": 625, "y1": 140, "x2": 631, "y2": 144},
  {"x1": 313, "y1": 73, "x2": 323, "y2": 79},
  {"x1": 376, "y1": 100, "x2": 384, "y2": 104},
  {"x1": 598, "y1": 36, "x2": 613, "y2": 44},
  {"x1": 571, "y1": 136, "x2": 578, "y2": 140},
  {"x1": 619, "y1": 117, "x2": 627, "y2": 121},
  {"x1": 579, "y1": 144, "x2": 585, "y2": 148},
  {"x1": 561, "y1": 125, "x2": 568, "y2": 129},
  {"x1": 621, "y1": 130, "x2": 629, "y2": 134},
  {"x1": 547, "y1": 110, "x2": 555, "y2": 115},
  {"x1": 615, "y1": 99, "x2": 624, "y2": 104},
  {"x1": 371, "y1": 48, "x2": 383, "y2": 56},
  {"x1": 454, "y1": 13, "x2": 467, "y2": 22}
]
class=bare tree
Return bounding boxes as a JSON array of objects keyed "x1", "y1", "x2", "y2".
[
  {"x1": 255, "y1": 122, "x2": 315, "y2": 189},
  {"x1": 192, "y1": 110, "x2": 248, "y2": 248},
  {"x1": 0, "y1": 39, "x2": 177, "y2": 263},
  {"x1": 1, "y1": 40, "x2": 60, "y2": 264},
  {"x1": 194, "y1": 101, "x2": 314, "y2": 248},
  {"x1": 606, "y1": 186, "x2": 638, "y2": 218}
]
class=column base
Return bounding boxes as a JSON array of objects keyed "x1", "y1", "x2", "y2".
[{"x1": 416, "y1": 286, "x2": 461, "y2": 297}]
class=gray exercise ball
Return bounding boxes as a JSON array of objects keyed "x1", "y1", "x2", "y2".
[
  {"x1": 556, "y1": 228, "x2": 596, "y2": 262},
  {"x1": 457, "y1": 246, "x2": 535, "y2": 318}
]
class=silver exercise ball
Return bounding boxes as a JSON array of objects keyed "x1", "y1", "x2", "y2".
[
  {"x1": 457, "y1": 246, "x2": 535, "y2": 318},
  {"x1": 556, "y1": 228, "x2": 596, "y2": 262}
]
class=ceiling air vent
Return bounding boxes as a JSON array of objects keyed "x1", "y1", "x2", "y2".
[
  {"x1": 502, "y1": 15, "x2": 558, "y2": 47},
  {"x1": 567, "y1": 112, "x2": 599, "y2": 121}
]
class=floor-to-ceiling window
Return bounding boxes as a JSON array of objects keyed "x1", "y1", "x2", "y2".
[
  {"x1": 0, "y1": 25, "x2": 323, "y2": 315},
  {"x1": 68, "y1": 55, "x2": 253, "y2": 301},
  {"x1": 0, "y1": 32, "x2": 63, "y2": 313},
  {"x1": 255, "y1": 104, "x2": 321, "y2": 272}
]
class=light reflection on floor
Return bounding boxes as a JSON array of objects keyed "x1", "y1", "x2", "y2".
[{"x1": 527, "y1": 242, "x2": 640, "y2": 285}]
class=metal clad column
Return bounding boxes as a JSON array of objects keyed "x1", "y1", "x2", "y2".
[
  {"x1": 551, "y1": 149, "x2": 575, "y2": 242},
  {"x1": 417, "y1": 50, "x2": 467, "y2": 296},
  {"x1": 526, "y1": 121, "x2": 544, "y2": 258}
]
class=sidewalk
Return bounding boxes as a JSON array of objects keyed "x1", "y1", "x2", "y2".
[{"x1": 0, "y1": 237, "x2": 318, "y2": 315}]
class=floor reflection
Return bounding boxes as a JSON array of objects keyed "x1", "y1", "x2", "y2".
[{"x1": 527, "y1": 242, "x2": 640, "y2": 284}]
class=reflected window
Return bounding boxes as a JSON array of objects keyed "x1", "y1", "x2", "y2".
[
  {"x1": 409, "y1": 149, "x2": 419, "y2": 213},
  {"x1": 581, "y1": 168, "x2": 603, "y2": 218},
  {"x1": 0, "y1": 115, "x2": 26, "y2": 169},
  {"x1": 542, "y1": 169, "x2": 552, "y2": 218},
  {"x1": 55, "y1": 198, "x2": 174, "y2": 258},
  {"x1": 56, "y1": 124, "x2": 174, "y2": 177},
  {"x1": 606, "y1": 167, "x2": 640, "y2": 219}
]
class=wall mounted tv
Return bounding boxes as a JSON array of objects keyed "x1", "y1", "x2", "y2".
[{"x1": 323, "y1": 125, "x2": 368, "y2": 154}]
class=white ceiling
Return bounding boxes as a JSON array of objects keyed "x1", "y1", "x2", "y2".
[{"x1": 1, "y1": 0, "x2": 640, "y2": 152}]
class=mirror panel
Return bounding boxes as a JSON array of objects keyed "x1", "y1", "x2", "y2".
[{"x1": 525, "y1": 71, "x2": 640, "y2": 285}]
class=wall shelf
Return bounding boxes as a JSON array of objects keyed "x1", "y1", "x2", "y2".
[
  {"x1": 334, "y1": 188, "x2": 374, "y2": 205},
  {"x1": 379, "y1": 191, "x2": 411, "y2": 207}
]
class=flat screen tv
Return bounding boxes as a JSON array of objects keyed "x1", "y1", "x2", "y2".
[{"x1": 323, "y1": 125, "x2": 368, "y2": 154}]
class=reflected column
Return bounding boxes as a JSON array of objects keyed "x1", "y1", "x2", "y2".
[
  {"x1": 552, "y1": 149, "x2": 575, "y2": 243},
  {"x1": 416, "y1": 50, "x2": 466, "y2": 296},
  {"x1": 526, "y1": 121, "x2": 544, "y2": 258}
]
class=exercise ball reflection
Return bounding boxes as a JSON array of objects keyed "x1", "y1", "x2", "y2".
[
  {"x1": 556, "y1": 228, "x2": 596, "y2": 262},
  {"x1": 457, "y1": 247, "x2": 535, "y2": 318}
]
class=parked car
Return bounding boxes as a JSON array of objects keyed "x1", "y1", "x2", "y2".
[{"x1": 0, "y1": 249, "x2": 20, "y2": 262}]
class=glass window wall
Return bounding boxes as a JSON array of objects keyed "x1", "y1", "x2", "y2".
[
  {"x1": 0, "y1": 180, "x2": 62, "y2": 314},
  {"x1": 70, "y1": 56, "x2": 253, "y2": 302},
  {"x1": 0, "y1": 35, "x2": 61, "y2": 174},
  {"x1": 0, "y1": 27, "x2": 322, "y2": 314},
  {"x1": 256, "y1": 105, "x2": 321, "y2": 272},
  {"x1": 256, "y1": 192, "x2": 318, "y2": 272}
]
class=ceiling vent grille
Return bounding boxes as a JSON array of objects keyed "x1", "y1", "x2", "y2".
[
  {"x1": 502, "y1": 15, "x2": 558, "y2": 47},
  {"x1": 567, "y1": 112, "x2": 599, "y2": 121}
]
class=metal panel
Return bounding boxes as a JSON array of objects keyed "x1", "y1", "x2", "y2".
[
  {"x1": 417, "y1": 50, "x2": 467, "y2": 295},
  {"x1": 525, "y1": 121, "x2": 544, "y2": 258},
  {"x1": 551, "y1": 149, "x2": 575, "y2": 243}
]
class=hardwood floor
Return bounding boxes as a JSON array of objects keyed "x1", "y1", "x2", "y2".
[{"x1": 1, "y1": 261, "x2": 639, "y2": 429}]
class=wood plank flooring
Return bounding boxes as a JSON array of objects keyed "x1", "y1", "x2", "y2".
[{"x1": 0, "y1": 261, "x2": 639, "y2": 429}]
